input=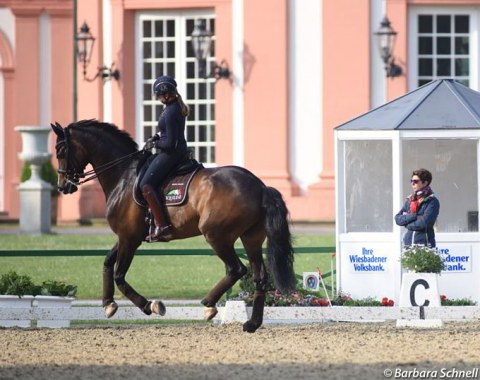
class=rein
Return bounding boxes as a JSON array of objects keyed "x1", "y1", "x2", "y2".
[
  {"x1": 57, "y1": 126, "x2": 144, "y2": 187},
  {"x1": 75, "y1": 150, "x2": 142, "y2": 185}
]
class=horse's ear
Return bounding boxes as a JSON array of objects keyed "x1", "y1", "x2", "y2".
[{"x1": 51, "y1": 122, "x2": 64, "y2": 138}]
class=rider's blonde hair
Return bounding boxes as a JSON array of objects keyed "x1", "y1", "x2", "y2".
[{"x1": 176, "y1": 91, "x2": 189, "y2": 117}]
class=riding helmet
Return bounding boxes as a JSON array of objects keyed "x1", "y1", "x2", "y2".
[{"x1": 153, "y1": 75, "x2": 177, "y2": 97}]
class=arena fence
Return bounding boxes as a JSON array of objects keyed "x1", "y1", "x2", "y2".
[{"x1": 1, "y1": 301, "x2": 480, "y2": 328}]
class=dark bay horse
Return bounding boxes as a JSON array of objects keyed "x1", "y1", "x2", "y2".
[{"x1": 51, "y1": 119, "x2": 296, "y2": 332}]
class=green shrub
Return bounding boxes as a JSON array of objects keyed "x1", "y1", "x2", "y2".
[
  {"x1": 0, "y1": 271, "x2": 40, "y2": 296},
  {"x1": 40, "y1": 281, "x2": 77, "y2": 297},
  {"x1": 0, "y1": 271, "x2": 76, "y2": 297},
  {"x1": 21, "y1": 161, "x2": 58, "y2": 197},
  {"x1": 440, "y1": 295, "x2": 476, "y2": 306},
  {"x1": 400, "y1": 245, "x2": 445, "y2": 273}
]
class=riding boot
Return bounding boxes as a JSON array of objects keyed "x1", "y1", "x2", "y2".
[{"x1": 142, "y1": 184, "x2": 172, "y2": 242}]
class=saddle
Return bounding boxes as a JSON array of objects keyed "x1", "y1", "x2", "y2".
[{"x1": 133, "y1": 151, "x2": 203, "y2": 207}]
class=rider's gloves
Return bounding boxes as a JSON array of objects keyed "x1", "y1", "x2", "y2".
[{"x1": 145, "y1": 134, "x2": 160, "y2": 150}]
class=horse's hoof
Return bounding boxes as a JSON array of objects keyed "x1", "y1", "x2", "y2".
[
  {"x1": 151, "y1": 300, "x2": 166, "y2": 316},
  {"x1": 104, "y1": 302, "x2": 118, "y2": 318},
  {"x1": 242, "y1": 320, "x2": 260, "y2": 333},
  {"x1": 204, "y1": 306, "x2": 218, "y2": 321}
]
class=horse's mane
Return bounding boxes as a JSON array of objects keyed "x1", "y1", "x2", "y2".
[{"x1": 69, "y1": 119, "x2": 138, "y2": 152}]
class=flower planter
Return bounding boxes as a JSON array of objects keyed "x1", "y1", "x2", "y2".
[
  {"x1": 33, "y1": 296, "x2": 75, "y2": 328},
  {"x1": 0, "y1": 295, "x2": 35, "y2": 327}
]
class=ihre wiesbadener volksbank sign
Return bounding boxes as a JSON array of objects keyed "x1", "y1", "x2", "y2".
[
  {"x1": 348, "y1": 247, "x2": 388, "y2": 273},
  {"x1": 346, "y1": 245, "x2": 472, "y2": 274}
]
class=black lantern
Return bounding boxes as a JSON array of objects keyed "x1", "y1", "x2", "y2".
[
  {"x1": 374, "y1": 16, "x2": 402, "y2": 78},
  {"x1": 75, "y1": 21, "x2": 120, "y2": 82},
  {"x1": 190, "y1": 19, "x2": 230, "y2": 81}
]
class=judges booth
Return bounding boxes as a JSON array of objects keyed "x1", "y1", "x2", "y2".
[{"x1": 334, "y1": 80, "x2": 480, "y2": 303}]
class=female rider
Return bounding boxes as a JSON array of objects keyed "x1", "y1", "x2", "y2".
[{"x1": 140, "y1": 75, "x2": 189, "y2": 242}]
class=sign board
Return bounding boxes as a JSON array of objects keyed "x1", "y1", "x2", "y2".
[
  {"x1": 339, "y1": 242, "x2": 398, "y2": 300},
  {"x1": 399, "y1": 273, "x2": 441, "y2": 307},
  {"x1": 437, "y1": 245, "x2": 472, "y2": 273},
  {"x1": 303, "y1": 272, "x2": 320, "y2": 291}
]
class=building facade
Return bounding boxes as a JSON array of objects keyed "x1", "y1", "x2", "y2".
[{"x1": 0, "y1": 0, "x2": 478, "y2": 222}]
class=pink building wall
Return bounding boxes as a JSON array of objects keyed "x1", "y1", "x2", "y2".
[{"x1": 0, "y1": 0, "x2": 467, "y2": 224}]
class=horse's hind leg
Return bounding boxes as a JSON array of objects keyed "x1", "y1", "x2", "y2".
[
  {"x1": 103, "y1": 242, "x2": 118, "y2": 317},
  {"x1": 241, "y1": 228, "x2": 268, "y2": 333},
  {"x1": 201, "y1": 238, "x2": 247, "y2": 320}
]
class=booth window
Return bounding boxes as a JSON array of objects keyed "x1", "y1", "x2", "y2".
[
  {"x1": 402, "y1": 139, "x2": 478, "y2": 232},
  {"x1": 345, "y1": 140, "x2": 393, "y2": 232}
]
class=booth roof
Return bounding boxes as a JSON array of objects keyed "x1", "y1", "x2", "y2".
[{"x1": 336, "y1": 79, "x2": 480, "y2": 130}]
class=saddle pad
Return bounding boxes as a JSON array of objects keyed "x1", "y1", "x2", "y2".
[{"x1": 162, "y1": 168, "x2": 199, "y2": 206}]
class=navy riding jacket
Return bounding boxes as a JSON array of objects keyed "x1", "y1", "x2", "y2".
[
  {"x1": 139, "y1": 99, "x2": 188, "y2": 190},
  {"x1": 156, "y1": 100, "x2": 188, "y2": 154},
  {"x1": 394, "y1": 193, "x2": 440, "y2": 248}
]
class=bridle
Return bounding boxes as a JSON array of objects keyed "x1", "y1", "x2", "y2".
[{"x1": 55, "y1": 126, "x2": 143, "y2": 192}]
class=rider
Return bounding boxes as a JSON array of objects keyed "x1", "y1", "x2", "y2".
[{"x1": 140, "y1": 75, "x2": 189, "y2": 242}]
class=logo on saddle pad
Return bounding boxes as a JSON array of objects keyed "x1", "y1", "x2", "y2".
[
  {"x1": 162, "y1": 171, "x2": 198, "y2": 206},
  {"x1": 164, "y1": 186, "x2": 184, "y2": 205}
]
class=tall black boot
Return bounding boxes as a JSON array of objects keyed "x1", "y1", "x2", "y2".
[{"x1": 142, "y1": 184, "x2": 172, "y2": 242}]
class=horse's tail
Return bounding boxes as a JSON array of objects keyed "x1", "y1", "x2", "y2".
[{"x1": 262, "y1": 186, "x2": 296, "y2": 292}]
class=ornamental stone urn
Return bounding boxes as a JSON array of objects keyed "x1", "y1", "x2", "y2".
[{"x1": 15, "y1": 126, "x2": 53, "y2": 234}]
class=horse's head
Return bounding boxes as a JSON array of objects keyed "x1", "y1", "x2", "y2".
[{"x1": 50, "y1": 122, "x2": 86, "y2": 194}]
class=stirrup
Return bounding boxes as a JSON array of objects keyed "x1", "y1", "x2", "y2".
[{"x1": 146, "y1": 225, "x2": 172, "y2": 242}]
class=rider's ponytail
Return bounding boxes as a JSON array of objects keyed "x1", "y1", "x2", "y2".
[{"x1": 176, "y1": 91, "x2": 189, "y2": 117}]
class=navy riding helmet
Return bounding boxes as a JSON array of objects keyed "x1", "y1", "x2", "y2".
[{"x1": 153, "y1": 75, "x2": 177, "y2": 97}]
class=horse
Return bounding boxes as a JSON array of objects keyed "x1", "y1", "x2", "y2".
[{"x1": 50, "y1": 119, "x2": 296, "y2": 333}]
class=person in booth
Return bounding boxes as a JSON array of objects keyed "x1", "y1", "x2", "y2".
[
  {"x1": 140, "y1": 75, "x2": 190, "y2": 242},
  {"x1": 395, "y1": 168, "x2": 440, "y2": 248}
]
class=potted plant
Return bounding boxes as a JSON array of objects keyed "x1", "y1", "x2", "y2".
[
  {"x1": 400, "y1": 245, "x2": 445, "y2": 273},
  {"x1": 20, "y1": 160, "x2": 59, "y2": 224},
  {"x1": 0, "y1": 271, "x2": 77, "y2": 328},
  {"x1": 399, "y1": 246, "x2": 445, "y2": 308}
]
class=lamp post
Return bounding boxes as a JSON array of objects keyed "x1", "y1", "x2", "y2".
[
  {"x1": 190, "y1": 19, "x2": 230, "y2": 80},
  {"x1": 374, "y1": 16, "x2": 402, "y2": 78},
  {"x1": 75, "y1": 21, "x2": 120, "y2": 82}
]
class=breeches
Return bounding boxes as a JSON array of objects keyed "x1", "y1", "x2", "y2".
[{"x1": 139, "y1": 151, "x2": 184, "y2": 190}]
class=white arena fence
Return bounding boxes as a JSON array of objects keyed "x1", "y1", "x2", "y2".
[{"x1": 2, "y1": 300, "x2": 480, "y2": 328}]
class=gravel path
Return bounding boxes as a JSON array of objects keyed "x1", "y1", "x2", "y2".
[{"x1": 1, "y1": 321, "x2": 480, "y2": 380}]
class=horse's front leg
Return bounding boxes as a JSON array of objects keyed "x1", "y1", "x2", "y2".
[
  {"x1": 103, "y1": 242, "x2": 119, "y2": 318},
  {"x1": 113, "y1": 240, "x2": 166, "y2": 317}
]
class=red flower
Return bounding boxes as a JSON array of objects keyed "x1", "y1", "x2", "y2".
[
  {"x1": 440, "y1": 294, "x2": 447, "y2": 301},
  {"x1": 319, "y1": 299, "x2": 330, "y2": 307},
  {"x1": 388, "y1": 299, "x2": 394, "y2": 306}
]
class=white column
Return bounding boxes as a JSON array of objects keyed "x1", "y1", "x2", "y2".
[{"x1": 288, "y1": 0, "x2": 322, "y2": 191}]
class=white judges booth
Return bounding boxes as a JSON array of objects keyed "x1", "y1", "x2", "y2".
[{"x1": 335, "y1": 79, "x2": 480, "y2": 303}]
